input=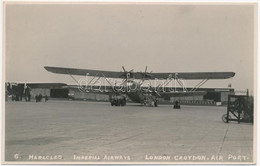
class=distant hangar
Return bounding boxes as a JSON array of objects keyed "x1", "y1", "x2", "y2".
[{"x1": 26, "y1": 84, "x2": 234, "y2": 106}]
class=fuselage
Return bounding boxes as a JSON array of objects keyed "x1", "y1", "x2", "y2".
[{"x1": 124, "y1": 81, "x2": 147, "y2": 103}]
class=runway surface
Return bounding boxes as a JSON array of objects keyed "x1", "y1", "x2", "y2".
[{"x1": 4, "y1": 100, "x2": 254, "y2": 163}]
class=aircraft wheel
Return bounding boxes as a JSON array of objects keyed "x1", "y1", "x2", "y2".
[{"x1": 222, "y1": 114, "x2": 231, "y2": 123}]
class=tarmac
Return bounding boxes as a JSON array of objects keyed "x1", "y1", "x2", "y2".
[{"x1": 4, "y1": 100, "x2": 254, "y2": 163}]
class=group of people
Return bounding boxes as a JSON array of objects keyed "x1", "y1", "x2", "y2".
[
  {"x1": 35, "y1": 94, "x2": 48, "y2": 102},
  {"x1": 143, "y1": 94, "x2": 158, "y2": 107},
  {"x1": 6, "y1": 83, "x2": 49, "y2": 102}
]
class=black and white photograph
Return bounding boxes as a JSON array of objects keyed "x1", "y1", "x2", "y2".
[{"x1": 2, "y1": 2, "x2": 257, "y2": 164}]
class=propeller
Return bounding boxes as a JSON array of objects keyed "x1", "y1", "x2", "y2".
[
  {"x1": 122, "y1": 66, "x2": 126, "y2": 72},
  {"x1": 138, "y1": 66, "x2": 153, "y2": 84},
  {"x1": 120, "y1": 66, "x2": 134, "y2": 79},
  {"x1": 142, "y1": 66, "x2": 153, "y2": 79},
  {"x1": 122, "y1": 66, "x2": 134, "y2": 73},
  {"x1": 119, "y1": 66, "x2": 135, "y2": 92}
]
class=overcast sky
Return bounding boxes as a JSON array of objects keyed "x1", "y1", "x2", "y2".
[{"x1": 5, "y1": 3, "x2": 256, "y2": 93}]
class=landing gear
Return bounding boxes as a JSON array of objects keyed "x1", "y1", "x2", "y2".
[
  {"x1": 173, "y1": 101, "x2": 181, "y2": 109},
  {"x1": 110, "y1": 94, "x2": 126, "y2": 106}
]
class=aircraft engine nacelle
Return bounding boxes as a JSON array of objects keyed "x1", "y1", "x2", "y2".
[{"x1": 126, "y1": 81, "x2": 139, "y2": 92}]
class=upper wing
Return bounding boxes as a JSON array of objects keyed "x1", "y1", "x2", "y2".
[
  {"x1": 44, "y1": 66, "x2": 235, "y2": 80},
  {"x1": 44, "y1": 66, "x2": 124, "y2": 79},
  {"x1": 150, "y1": 72, "x2": 235, "y2": 80}
]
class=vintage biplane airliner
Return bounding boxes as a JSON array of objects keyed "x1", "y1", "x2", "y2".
[{"x1": 44, "y1": 66, "x2": 235, "y2": 107}]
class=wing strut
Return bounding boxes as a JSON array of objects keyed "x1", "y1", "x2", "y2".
[
  {"x1": 176, "y1": 79, "x2": 188, "y2": 92},
  {"x1": 91, "y1": 76, "x2": 101, "y2": 86},
  {"x1": 66, "y1": 70, "x2": 90, "y2": 92},
  {"x1": 190, "y1": 79, "x2": 209, "y2": 92},
  {"x1": 102, "y1": 73, "x2": 116, "y2": 93},
  {"x1": 156, "y1": 78, "x2": 174, "y2": 92},
  {"x1": 88, "y1": 72, "x2": 100, "y2": 85},
  {"x1": 66, "y1": 70, "x2": 79, "y2": 84}
]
